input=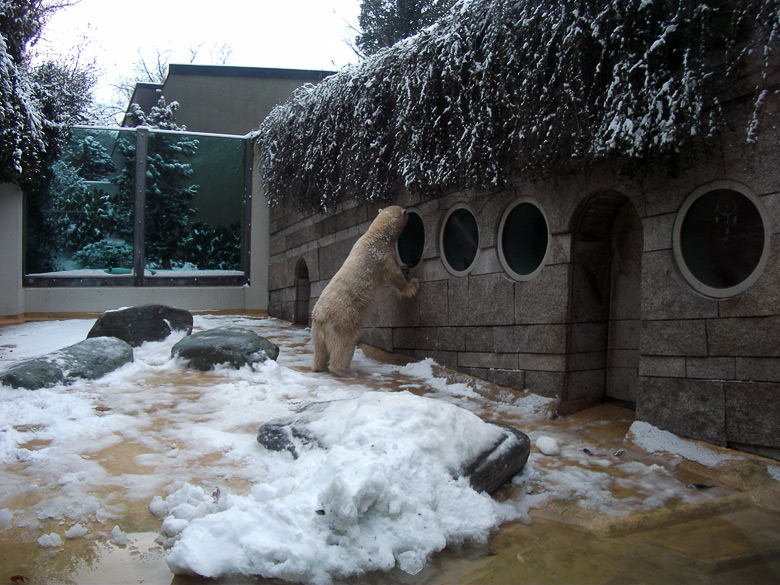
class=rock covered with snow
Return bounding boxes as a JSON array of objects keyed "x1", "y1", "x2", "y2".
[
  {"x1": 257, "y1": 393, "x2": 530, "y2": 494},
  {"x1": 0, "y1": 336, "x2": 133, "y2": 390},
  {"x1": 171, "y1": 326, "x2": 279, "y2": 371},
  {"x1": 87, "y1": 304, "x2": 193, "y2": 347},
  {"x1": 159, "y1": 392, "x2": 525, "y2": 582}
]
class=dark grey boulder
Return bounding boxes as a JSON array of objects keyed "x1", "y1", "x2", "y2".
[
  {"x1": 461, "y1": 420, "x2": 531, "y2": 494},
  {"x1": 171, "y1": 326, "x2": 279, "y2": 371},
  {"x1": 0, "y1": 336, "x2": 134, "y2": 390},
  {"x1": 87, "y1": 304, "x2": 193, "y2": 347},
  {"x1": 257, "y1": 398, "x2": 530, "y2": 494}
]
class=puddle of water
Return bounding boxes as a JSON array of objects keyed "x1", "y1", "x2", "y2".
[{"x1": 423, "y1": 507, "x2": 780, "y2": 585}]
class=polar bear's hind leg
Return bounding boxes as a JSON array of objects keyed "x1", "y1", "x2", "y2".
[{"x1": 311, "y1": 321, "x2": 330, "y2": 372}]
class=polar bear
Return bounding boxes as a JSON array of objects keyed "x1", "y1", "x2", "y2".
[{"x1": 311, "y1": 206, "x2": 419, "y2": 376}]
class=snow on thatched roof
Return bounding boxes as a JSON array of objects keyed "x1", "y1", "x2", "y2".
[{"x1": 254, "y1": 0, "x2": 779, "y2": 214}]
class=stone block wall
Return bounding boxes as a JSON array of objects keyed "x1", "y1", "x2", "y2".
[
  {"x1": 636, "y1": 227, "x2": 780, "y2": 454},
  {"x1": 631, "y1": 110, "x2": 780, "y2": 456},
  {"x1": 267, "y1": 102, "x2": 780, "y2": 458}
]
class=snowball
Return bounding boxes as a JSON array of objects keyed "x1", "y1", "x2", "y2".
[
  {"x1": 64, "y1": 523, "x2": 88, "y2": 539},
  {"x1": 110, "y1": 525, "x2": 129, "y2": 546},
  {"x1": 149, "y1": 495, "x2": 168, "y2": 518},
  {"x1": 160, "y1": 516, "x2": 189, "y2": 537},
  {"x1": 536, "y1": 436, "x2": 560, "y2": 456},
  {"x1": 38, "y1": 532, "x2": 63, "y2": 547}
]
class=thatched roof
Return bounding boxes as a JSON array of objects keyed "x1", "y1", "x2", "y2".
[{"x1": 254, "y1": 0, "x2": 779, "y2": 214}]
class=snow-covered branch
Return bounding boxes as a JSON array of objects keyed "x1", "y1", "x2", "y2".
[{"x1": 254, "y1": 0, "x2": 780, "y2": 213}]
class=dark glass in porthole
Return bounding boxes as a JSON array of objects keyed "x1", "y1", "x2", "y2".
[
  {"x1": 397, "y1": 211, "x2": 424, "y2": 269},
  {"x1": 443, "y1": 208, "x2": 479, "y2": 272},
  {"x1": 680, "y1": 189, "x2": 765, "y2": 289},
  {"x1": 501, "y1": 202, "x2": 548, "y2": 276}
]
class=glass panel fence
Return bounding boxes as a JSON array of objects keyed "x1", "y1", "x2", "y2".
[
  {"x1": 23, "y1": 126, "x2": 249, "y2": 286},
  {"x1": 143, "y1": 132, "x2": 246, "y2": 276},
  {"x1": 24, "y1": 127, "x2": 136, "y2": 281}
]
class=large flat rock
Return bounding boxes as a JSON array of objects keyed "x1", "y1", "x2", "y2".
[
  {"x1": 0, "y1": 336, "x2": 134, "y2": 390},
  {"x1": 87, "y1": 304, "x2": 193, "y2": 347},
  {"x1": 171, "y1": 326, "x2": 279, "y2": 371}
]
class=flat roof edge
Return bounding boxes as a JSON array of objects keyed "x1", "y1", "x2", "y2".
[{"x1": 167, "y1": 63, "x2": 336, "y2": 81}]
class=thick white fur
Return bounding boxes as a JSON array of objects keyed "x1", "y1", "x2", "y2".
[{"x1": 311, "y1": 206, "x2": 419, "y2": 376}]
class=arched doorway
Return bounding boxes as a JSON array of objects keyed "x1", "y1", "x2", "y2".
[
  {"x1": 294, "y1": 259, "x2": 310, "y2": 326},
  {"x1": 564, "y1": 192, "x2": 643, "y2": 410}
]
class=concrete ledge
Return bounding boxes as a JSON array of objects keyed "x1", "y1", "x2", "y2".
[{"x1": 531, "y1": 491, "x2": 752, "y2": 538}]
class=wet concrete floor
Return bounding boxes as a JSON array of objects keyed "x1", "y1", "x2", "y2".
[{"x1": 1, "y1": 315, "x2": 779, "y2": 584}]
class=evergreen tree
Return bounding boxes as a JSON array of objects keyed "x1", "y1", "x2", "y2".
[
  {"x1": 182, "y1": 222, "x2": 242, "y2": 270},
  {"x1": 118, "y1": 96, "x2": 199, "y2": 269},
  {"x1": 32, "y1": 59, "x2": 98, "y2": 128},
  {"x1": 356, "y1": 0, "x2": 456, "y2": 56},
  {"x1": 1, "y1": 0, "x2": 98, "y2": 188},
  {"x1": 39, "y1": 131, "x2": 117, "y2": 256},
  {"x1": 73, "y1": 238, "x2": 133, "y2": 270},
  {"x1": 70, "y1": 134, "x2": 116, "y2": 180}
]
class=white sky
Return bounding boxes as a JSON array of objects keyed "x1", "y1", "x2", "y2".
[{"x1": 36, "y1": 0, "x2": 362, "y2": 107}]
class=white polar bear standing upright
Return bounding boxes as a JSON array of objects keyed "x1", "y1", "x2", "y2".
[{"x1": 311, "y1": 206, "x2": 420, "y2": 376}]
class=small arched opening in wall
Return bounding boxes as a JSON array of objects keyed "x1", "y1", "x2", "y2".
[
  {"x1": 673, "y1": 181, "x2": 771, "y2": 299},
  {"x1": 439, "y1": 203, "x2": 480, "y2": 277},
  {"x1": 497, "y1": 197, "x2": 550, "y2": 281},
  {"x1": 396, "y1": 208, "x2": 425, "y2": 270},
  {"x1": 563, "y1": 191, "x2": 643, "y2": 413},
  {"x1": 294, "y1": 258, "x2": 310, "y2": 326}
]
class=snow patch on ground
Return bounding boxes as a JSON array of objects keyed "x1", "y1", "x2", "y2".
[
  {"x1": 627, "y1": 421, "x2": 742, "y2": 468},
  {"x1": 396, "y1": 358, "x2": 479, "y2": 398}
]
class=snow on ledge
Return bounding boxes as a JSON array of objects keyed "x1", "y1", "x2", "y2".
[{"x1": 627, "y1": 421, "x2": 742, "y2": 468}]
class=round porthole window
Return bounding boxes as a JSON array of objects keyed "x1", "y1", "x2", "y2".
[
  {"x1": 497, "y1": 198, "x2": 550, "y2": 280},
  {"x1": 397, "y1": 209, "x2": 425, "y2": 269},
  {"x1": 440, "y1": 204, "x2": 479, "y2": 276},
  {"x1": 673, "y1": 182, "x2": 771, "y2": 298}
]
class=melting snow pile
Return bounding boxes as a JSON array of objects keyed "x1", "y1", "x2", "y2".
[{"x1": 155, "y1": 392, "x2": 518, "y2": 583}]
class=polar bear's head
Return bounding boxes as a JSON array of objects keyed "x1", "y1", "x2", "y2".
[{"x1": 369, "y1": 205, "x2": 409, "y2": 241}]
